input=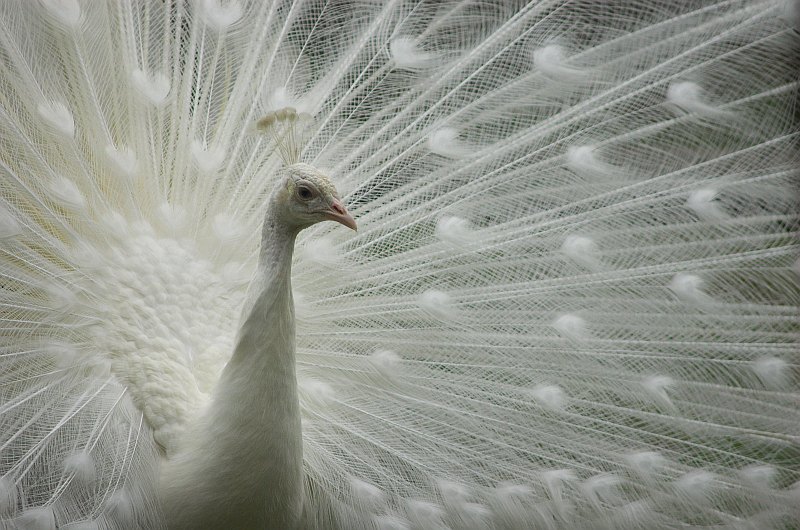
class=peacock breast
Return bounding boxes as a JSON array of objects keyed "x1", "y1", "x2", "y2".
[{"x1": 73, "y1": 218, "x2": 249, "y2": 453}]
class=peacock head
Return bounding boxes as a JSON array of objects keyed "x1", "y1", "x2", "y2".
[
  {"x1": 276, "y1": 162, "x2": 357, "y2": 232},
  {"x1": 257, "y1": 107, "x2": 356, "y2": 233}
]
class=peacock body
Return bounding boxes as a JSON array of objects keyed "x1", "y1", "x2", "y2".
[{"x1": 0, "y1": 0, "x2": 798, "y2": 528}]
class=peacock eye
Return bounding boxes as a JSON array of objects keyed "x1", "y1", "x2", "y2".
[{"x1": 297, "y1": 185, "x2": 314, "y2": 201}]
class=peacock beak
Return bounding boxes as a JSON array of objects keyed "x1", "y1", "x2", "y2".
[{"x1": 325, "y1": 198, "x2": 357, "y2": 231}]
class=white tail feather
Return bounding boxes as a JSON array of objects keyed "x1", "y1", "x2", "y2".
[{"x1": 1, "y1": 1, "x2": 798, "y2": 529}]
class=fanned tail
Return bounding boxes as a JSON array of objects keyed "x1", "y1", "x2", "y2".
[
  {"x1": 291, "y1": 1, "x2": 800, "y2": 527},
  {"x1": 0, "y1": 1, "x2": 798, "y2": 529}
]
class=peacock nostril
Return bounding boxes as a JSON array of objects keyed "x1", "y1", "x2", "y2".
[{"x1": 331, "y1": 201, "x2": 346, "y2": 215}]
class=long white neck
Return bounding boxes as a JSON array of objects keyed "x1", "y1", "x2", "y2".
[{"x1": 161, "y1": 201, "x2": 304, "y2": 530}]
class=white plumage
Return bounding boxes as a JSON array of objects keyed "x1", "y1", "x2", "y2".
[{"x1": 1, "y1": 0, "x2": 799, "y2": 528}]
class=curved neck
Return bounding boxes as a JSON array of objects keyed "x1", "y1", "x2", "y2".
[{"x1": 162, "y1": 202, "x2": 305, "y2": 530}]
